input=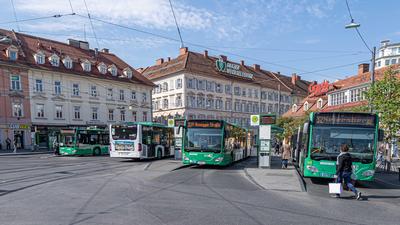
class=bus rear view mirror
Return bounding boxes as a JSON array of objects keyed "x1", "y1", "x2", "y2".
[
  {"x1": 303, "y1": 122, "x2": 309, "y2": 134},
  {"x1": 378, "y1": 129, "x2": 384, "y2": 142},
  {"x1": 177, "y1": 125, "x2": 183, "y2": 135}
]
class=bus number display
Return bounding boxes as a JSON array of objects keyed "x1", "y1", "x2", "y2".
[
  {"x1": 187, "y1": 121, "x2": 222, "y2": 128},
  {"x1": 315, "y1": 113, "x2": 375, "y2": 126},
  {"x1": 260, "y1": 115, "x2": 276, "y2": 125},
  {"x1": 175, "y1": 119, "x2": 185, "y2": 127}
]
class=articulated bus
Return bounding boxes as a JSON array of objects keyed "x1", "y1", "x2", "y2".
[
  {"x1": 59, "y1": 127, "x2": 109, "y2": 156},
  {"x1": 293, "y1": 112, "x2": 382, "y2": 181},
  {"x1": 109, "y1": 122, "x2": 174, "y2": 159},
  {"x1": 181, "y1": 119, "x2": 251, "y2": 166}
]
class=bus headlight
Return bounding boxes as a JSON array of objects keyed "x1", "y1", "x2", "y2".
[
  {"x1": 306, "y1": 166, "x2": 318, "y2": 173},
  {"x1": 215, "y1": 157, "x2": 223, "y2": 162},
  {"x1": 184, "y1": 157, "x2": 189, "y2": 161},
  {"x1": 362, "y1": 170, "x2": 375, "y2": 177}
]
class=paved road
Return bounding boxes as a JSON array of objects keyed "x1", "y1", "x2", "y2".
[{"x1": 1, "y1": 155, "x2": 400, "y2": 225}]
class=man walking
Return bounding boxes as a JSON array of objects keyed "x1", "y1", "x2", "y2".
[
  {"x1": 6, "y1": 137, "x2": 11, "y2": 150},
  {"x1": 335, "y1": 144, "x2": 362, "y2": 200}
]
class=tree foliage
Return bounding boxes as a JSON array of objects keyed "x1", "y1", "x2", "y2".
[
  {"x1": 365, "y1": 67, "x2": 400, "y2": 141},
  {"x1": 276, "y1": 115, "x2": 308, "y2": 141}
]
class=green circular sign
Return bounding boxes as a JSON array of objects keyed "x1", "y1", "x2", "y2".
[
  {"x1": 168, "y1": 119, "x2": 174, "y2": 126},
  {"x1": 251, "y1": 115, "x2": 259, "y2": 123}
]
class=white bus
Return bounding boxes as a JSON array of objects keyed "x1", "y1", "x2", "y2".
[{"x1": 109, "y1": 122, "x2": 174, "y2": 159}]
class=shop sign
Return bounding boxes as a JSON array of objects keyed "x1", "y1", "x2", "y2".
[
  {"x1": 8, "y1": 124, "x2": 30, "y2": 129},
  {"x1": 216, "y1": 57, "x2": 253, "y2": 79},
  {"x1": 308, "y1": 81, "x2": 332, "y2": 97}
]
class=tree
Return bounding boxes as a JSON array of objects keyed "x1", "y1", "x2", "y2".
[
  {"x1": 276, "y1": 115, "x2": 308, "y2": 141},
  {"x1": 365, "y1": 67, "x2": 400, "y2": 158}
]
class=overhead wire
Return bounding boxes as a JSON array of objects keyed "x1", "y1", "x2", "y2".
[
  {"x1": 168, "y1": 0, "x2": 184, "y2": 48},
  {"x1": 82, "y1": 0, "x2": 100, "y2": 49},
  {"x1": 10, "y1": 0, "x2": 20, "y2": 31},
  {"x1": 68, "y1": 0, "x2": 75, "y2": 14},
  {"x1": 0, "y1": 13, "x2": 76, "y2": 25}
]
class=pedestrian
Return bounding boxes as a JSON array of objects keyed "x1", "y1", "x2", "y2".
[
  {"x1": 13, "y1": 138, "x2": 17, "y2": 153},
  {"x1": 53, "y1": 139, "x2": 59, "y2": 155},
  {"x1": 281, "y1": 138, "x2": 291, "y2": 169},
  {"x1": 6, "y1": 137, "x2": 11, "y2": 150},
  {"x1": 274, "y1": 141, "x2": 280, "y2": 156},
  {"x1": 335, "y1": 144, "x2": 362, "y2": 200}
]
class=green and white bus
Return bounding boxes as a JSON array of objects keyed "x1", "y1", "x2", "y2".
[
  {"x1": 181, "y1": 120, "x2": 251, "y2": 166},
  {"x1": 109, "y1": 122, "x2": 174, "y2": 159},
  {"x1": 59, "y1": 127, "x2": 109, "y2": 156},
  {"x1": 293, "y1": 112, "x2": 382, "y2": 181}
]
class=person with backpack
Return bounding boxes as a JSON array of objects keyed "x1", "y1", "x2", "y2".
[{"x1": 335, "y1": 144, "x2": 362, "y2": 200}]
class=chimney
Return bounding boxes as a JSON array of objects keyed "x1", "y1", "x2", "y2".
[
  {"x1": 219, "y1": 55, "x2": 227, "y2": 61},
  {"x1": 67, "y1": 39, "x2": 80, "y2": 48},
  {"x1": 204, "y1": 50, "x2": 208, "y2": 58},
  {"x1": 240, "y1": 60, "x2": 245, "y2": 66},
  {"x1": 277, "y1": 71, "x2": 280, "y2": 74},
  {"x1": 179, "y1": 47, "x2": 188, "y2": 55},
  {"x1": 79, "y1": 41, "x2": 89, "y2": 50},
  {"x1": 358, "y1": 63, "x2": 369, "y2": 75},
  {"x1": 156, "y1": 58, "x2": 164, "y2": 65},
  {"x1": 94, "y1": 48, "x2": 99, "y2": 57},
  {"x1": 291, "y1": 73, "x2": 299, "y2": 85},
  {"x1": 253, "y1": 64, "x2": 260, "y2": 71},
  {"x1": 137, "y1": 68, "x2": 144, "y2": 73},
  {"x1": 381, "y1": 40, "x2": 390, "y2": 47},
  {"x1": 167, "y1": 57, "x2": 171, "y2": 62},
  {"x1": 101, "y1": 48, "x2": 109, "y2": 53}
]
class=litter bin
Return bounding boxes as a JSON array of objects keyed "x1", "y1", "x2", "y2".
[{"x1": 259, "y1": 152, "x2": 270, "y2": 168}]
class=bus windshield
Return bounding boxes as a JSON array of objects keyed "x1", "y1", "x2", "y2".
[
  {"x1": 186, "y1": 128, "x2": 222, "y2": 152},
  {"x1": 311, "y1": 126, "x2": 375, "y2": 161},
  {"x1": 112, "y1": 125, "x2": 137, "y2": 140},
  {"x1": 60, "y1": 134, "x2": 75, "y2": 147}
]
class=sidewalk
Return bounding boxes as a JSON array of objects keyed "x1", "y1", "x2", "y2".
[
  {"x1": 245, "y1": 156, "x2": 305, "y2": 192},
  {"x1": 0, "y1": 148, "x2": 53, "y2": 156}
]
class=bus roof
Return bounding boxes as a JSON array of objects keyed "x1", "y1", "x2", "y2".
[
  {"x1": 113, "y1": 122, "x2": 170, "y2": 128},
  {"x1": 186, "y1": 119, "x2": 247, "y2": 130}
]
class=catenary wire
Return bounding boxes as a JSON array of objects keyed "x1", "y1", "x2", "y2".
[
  {"x1": 82, "y1": 0, "x2": 100, "y2": 49},
  {"x1": 9, "y1": 0, "x2": 20, "y2": 31}
]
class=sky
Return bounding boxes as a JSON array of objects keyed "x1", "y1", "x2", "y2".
[{"x1": 0, "y1": 0, "x2": 399, "y2": 82}]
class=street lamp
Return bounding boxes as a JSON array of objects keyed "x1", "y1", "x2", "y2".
[{"x1": 345, "y1": 19, "x2": 360, "y2": 29}]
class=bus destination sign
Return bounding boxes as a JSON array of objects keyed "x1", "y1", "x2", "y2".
[
  {"x1": 187, "y1": 121, "x2": 222, "y2": 128},
  {"x1": 315, "y1": 113, "x2": 375, "y2": 126},
  {"x1": 260, "y1": 115, "x2": 276, "y2": 125},
  {"x1": 174, "y1": 119, "x2": 185, "y2": 127}
]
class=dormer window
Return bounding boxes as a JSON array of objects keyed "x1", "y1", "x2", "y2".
[
  {"x1": 123, "y1": 68, "x2": 132, "y2": 78},
  {"x1": 292, "y1": 104, "x2": 297, "y2": 112},
  {"x1": 98, "y1": 63, "x2": 107, "y2": 74},
  {"x1": 49, "y1": 54, "x2": 60, "y2": 67},
  {"x1": 82, "y1": 60, "x2": 91, "y2": 72},
  {"x1": 6, "y1": 45, "x2": 18, "y2": 61},
  {"x1": 34, "y1": 51, "x2": 45, "y2": 64},
  {"x1": 63, "y1": 56, "x2": 73, "y2": 69},
  {"x1": 304, "y1": 102, "x2": 309, "y2": 111},
  {"x1": 109, "y1": 65, "x2": 117, "y2": 76},
  {"x1": 317, "y1": 99, "x2": 323, "y2": 109}
]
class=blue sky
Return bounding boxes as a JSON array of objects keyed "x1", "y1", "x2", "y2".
[{"x1": 0, "y1": 0, "x2": 399, "y2": 82}]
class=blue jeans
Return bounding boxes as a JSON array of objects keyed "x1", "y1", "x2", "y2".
[
  {"x1": 282, "y1": 159, "x2": 288, "y2": 168},
  {"x1": 337, "y1": 171, "x2": 358, "y2": 194}
]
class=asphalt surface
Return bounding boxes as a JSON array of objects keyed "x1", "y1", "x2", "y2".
[{"x1": 1, "y1": 155, "x2": 400, "y2": 225}]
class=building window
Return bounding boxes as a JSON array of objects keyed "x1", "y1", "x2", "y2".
[
  {"x1": 253, "y1": 103, "x2": 259, "y2": 113},
  {"x1": 176, "y1": 78, "x2": 182, "y2": 89},
  {"x1": 261, "y1": 103, "x2": 266, "y2": 112},
  {"x1": 187, "y1": 78, "x2": 195, "y2": 89},
  {"x1": 385, "y1": 59, "x2": 390, "y2": 66},
  {"x1": 132, "y1": 111, "x2": 137, "y2": 122},
  {"x1": 35, "y1": 52, "x2": 45, "y2": 64},
  {"x1": 225, "y1": 85, "x2": 232, "y2": 94},
  {"x1": 248, "y1": 89, "x2": 252, "y2": 98},
  {"x1": 119, "y1": 90, "x2": 125, "y2": 101},
  {"x1": 120, "y1": 110, "x2": 126, "y2": 121},
  {"x1": 74, "y1": 106, "x2": 80, "y2": 119},
  {"x1": 124, "y1": 68, "x2": 133, "y2": 78},
  {"x1": 10, "y1": 75, "x2": 21, "y2": 91},
  {"x1": 90, "y1": 85, "x2": 97, "y2": 97},
  {"x1": 215, "y1": 83, "x2": 222, "y2": 93},
  {"x1": 63, "y1": 57, "x2": 73, "y2": 69},
  {"x1": 304, "y1": 102, "x2": 309, "y2": 111},
  {"x1": 12, "y1": 103, "x2": 23, "y2": 117},
  {"x1": 142, "y1": 93, "x2": 147, "y2": 103},
  {"x1": 162, "y1": 99, "x2": 169, "y2": 109},
  {"x1": 54, "y1": 81, "x2": 61, "y2": 95},
  {"x1": 188, "y1": 95, "x2": 196, "y2": 107},
  {"x1": 225, "y1": 100, "x2": 232, "y2": 111},
  {"x1": 391, "y1": 58, "x2": 397, "y2": 65},
  {"x1": 109, "y1": 65, "x2": 117, "y2": 76},
  {"x1": 107, "y1": 88, "x2": 113, "y2": 100},
  {"x1": 55, "y1": 105, "x2": 63, "y2": 119},
  {"x1": 197, "y1": 80, "x2": 205, "y2": 90},
  {"x1": 292, "y1": 104, "x2": 297, "y2": 112},
  {"x1": 206, "y1": 98, "x2": 214, "y2": 109},
  {"x1": 92, "y1": 107, "x2": 98, "y2": 120},
  {"x1": 216, "y1": 99, "x2": 223, "y2": 109},
  {"x1": 99, "y1": 63, "x2": 107, "y2": 74},
  {"x1": 377, "y1": 61, "x2": 381, "y2": 67},
  {"x1": 72, "y1": 83, "x2": 80, "y2": 96},
  {"x1": 8, "y1": 49, "x2": 18, "y2": 60},
  {"x1": 36, "y1": 104, "x2": 44, "y2": 118},
  {"x1": 197, "y1": 95, "x2": 205, "y2": 108},
  {"x1": 35, "y1": 79, "x2": 43, "y2": 92},
  {"x1": 176, "y1": 95, "x2": 182, "y2": 107},
  {"x1": 143, "y1": 112, "x2": 148, "y2": 121},
  {"x1": 234, "y1": 101, "x2": 240, "y2": 112},
  {"x1": 82, "y1": 61, "x2": 91, "y2": 72},
  {"x1": 268, "y1": 104, "x2": 273, "y2": 113},
  {"x1": 206, "y1": 81, "x2": 213, "y2": 91},
  {"x1": 242, "y1": 89, "x2": 246, "y2": 97},
  {"x1": 49, "y1": 55, "x2": 59, "y2": 67},
  {"x1": 162, "y1": 82, "x2": 168, "y2": 92},
  {"x1": 234, "y1": 87, "x2": 240, "y2": 96},
  {"x1": 108, "y1": 109, "x2": 114, "y2": 121},
  {"x1": 317, "y1": 99, "x2": 323, "y2": 109},
  {"x1": 254, "y1": 90, "x2": 258, "y2": 98},
  {"x1": 131, "y1": 91, "x2": 136, "y2": 100}
]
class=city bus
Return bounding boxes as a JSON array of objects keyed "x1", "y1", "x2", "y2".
[
  {"x1": 181, "y1": 119, "x2": 251, "y2": 166},
  {"x1": 109, "y1": 122, "x2": 174, "y2": 159},
  {"x1": 59, "y1": 127, "x2": 109, "y2": 156},
  {"x1": 293, "y1": 112, "x2": 382, "y2": 181}
]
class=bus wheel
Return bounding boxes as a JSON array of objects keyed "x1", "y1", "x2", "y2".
[
  {"x1": 93, "y1": 148, "x2": 101, "y2": 156},
  {"x1": 157, "y1": 149, "x2": 162, "y2": 159}
]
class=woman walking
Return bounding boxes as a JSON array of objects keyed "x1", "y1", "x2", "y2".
[{"x1": 281, "y1": 138, "x2": 291, "y2": 169}]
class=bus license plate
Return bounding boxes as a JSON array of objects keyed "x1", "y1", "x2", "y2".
[
  {"x1": 198, "y1": 161, "x2": 206, "y2": 165},
  {"x1": 320, "y1": 173, "x2": 332, "y2": 178},
  {"x1": 119, "y1": 152, "x2": 129, "y2": 155}
]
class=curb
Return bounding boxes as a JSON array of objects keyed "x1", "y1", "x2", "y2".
[
  {"x1": 0, "y1": 151, "x2": 53, "y2": 157},
  {"x1": 243, "y1": 168, "x2": 266, "y2": 190},
  {"x1": 294, "y1": 166, "x2": 307, "y2": 192}
]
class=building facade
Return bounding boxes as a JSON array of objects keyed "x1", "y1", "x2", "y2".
[
  {"x1": 375, "y1": 40, "x2": 400, "y2": 69},
  {"x1": 0, "y1": 29, "x2": 154, "y2": 150},
  {"x1": 142, "y1": 48, "x2": 309, "y2": 127}
]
